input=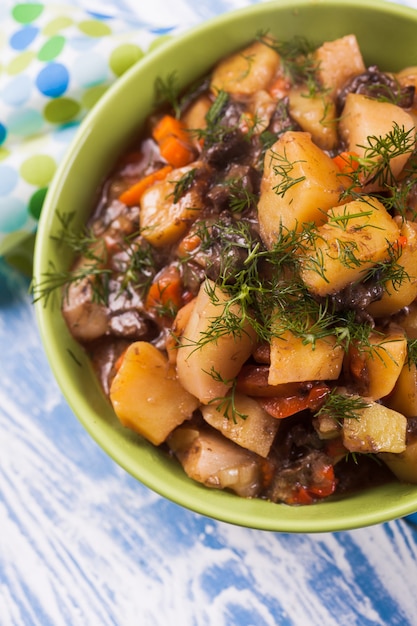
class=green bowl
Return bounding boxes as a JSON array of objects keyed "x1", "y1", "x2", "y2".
[{"x1": 34, "y1": 0, "x2": 417, "y2": 532}]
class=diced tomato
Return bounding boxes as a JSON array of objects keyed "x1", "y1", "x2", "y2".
[
  {"x1": 287, "y1": 486, "x2": 314, "y2": 505},
  {"x1": 258, "y1": 383, "x2": 330, "y2": 419},
  {"x1": 307, "y1": 463, "x2": 336, "y2": 498}
]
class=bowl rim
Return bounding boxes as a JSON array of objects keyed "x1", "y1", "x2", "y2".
[{"x1": 34, "y1": 0, "x2": 417, "y2": 532}]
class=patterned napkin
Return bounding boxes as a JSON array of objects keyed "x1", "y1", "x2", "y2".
[
  {"x1": 0, "y1": 0, "x2": 259, "y2": 267},
  {"x1": 1, "y1": 0, "x2": 416, "y2": 268}
]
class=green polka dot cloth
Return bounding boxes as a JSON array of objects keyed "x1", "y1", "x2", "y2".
[
  {"x1": 0, "y1": 0, "x2": 211, "y2": 259},
  {"x1": 0, "y1": 0, "x2": 266, "y2": 262}
]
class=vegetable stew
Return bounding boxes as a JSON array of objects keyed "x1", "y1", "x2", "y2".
[{"x1": 37, "y1": 33, "x2": 417, "y2": 505}]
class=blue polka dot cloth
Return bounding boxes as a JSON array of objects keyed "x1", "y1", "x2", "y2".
[
  {"x1": 0, "y1": 1, "x2": 176, "y2": 257},
  {"x1": 0, "y1": 0, "x2": 260, "y2": 260}
]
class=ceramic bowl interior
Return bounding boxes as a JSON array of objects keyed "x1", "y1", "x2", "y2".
[{"x1": 34, "y1": 0, "x2": 417, "y2": 532}]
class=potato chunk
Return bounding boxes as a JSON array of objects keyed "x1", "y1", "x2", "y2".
[
  {"x1": 314, "y1": 34, "x2": 366, "y2": 99},
  {"x1": 288, "y1": 87, "x2": 338, "y2": 151},
  {"x1": 396, "y1": 65, "x2": 417, "y2": 91},
  {"x1": 300, "y1": 196, "x2": 400, "y2": 297},
  {"x1": 365, "y1": 329, "x2": 408, "y2": 400},
  {"x1": 396, "y1": 66, "x2": 417, "y2": 126},
  {"x1": 140, "y1": 164, "x2": 204, "y2": 247},
  {"x1": 176, "y1": 280, "x2": 257, "y2": 404},
  {"x1": 367, "y1": 219, "x2": 417, "y2": 317},
  {"x1": 168, "y1": 424, "x2": 264, "y2": 497},
  {"x1": 269, "y1": 328, "x2": 344, "y2": 385},
  {"x1": 397, "y1": 301, "x2": 417, "y2": 339},
  {"x1": 381, "y1": 438, "x2": 417, "y2": 483},
  {"x1": 246, "y1": 89, "x2": 277, "y2": 135},
  {"x1": 62, "y1": 275, "x2": 109, "y2": 342},
  {"x1": 257, "y1": 131, "x2": 343, "y2": 249},
  {"x1": 346, "y1": 326, "x2": 407, "y2": 400},
  {"x1": 386, "y1": 362, "x2": 417, "y2": 418},
  {"x1": 201, "y1": 393, "x2": 280, "y2": 458},
  {"x1": 343, "y1": 401, "x2": 407, "y2": 454},
  {"x1": 110, "y1": 341, "x2": 199, "y2": 445},
  {"x1": 181, "y1": 94, "x2": 212, "y2": 142},
  {"x1": 210, "y1": 40, "x2": 280, "y2": 95},
  {"x1": 339, "y1": 94, "x2": 416, "y2": 189}
]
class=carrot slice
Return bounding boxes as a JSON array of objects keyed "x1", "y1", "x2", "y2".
[
  {"x1": 177, "y1": 233, "x2": 201, "y2": 257},
  {"x1": 119, "y1": 165, "x2": 172, "y2": 206},
  {"x1": 152, "y1": 115, "x2": 186, "y2": 143},
  {"x1": 145, "y1": 264, "x2": 183, "y2": 314},
  {"x1": 268, "y1": 75, "x2": 290, "y2": 99},
  {"x1": 258, "y1": 383, "x2": 330, "y2": 419},
  {"x1": 159, "y1": 135, "x2": 195, "y2": 168},
  {"x1": 394, "y1": 234, "x2": 408, "y2": 250},
  {"x1": 152, "y1": 114, "x2": 195, "y2": 168},
  {"x1": 332, "y1": 150, "x2": 360, "y2": 174}
]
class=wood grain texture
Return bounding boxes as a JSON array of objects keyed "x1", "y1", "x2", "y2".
[{"x1": 1, "y1": 259, "x2": 417, "y2": 626}]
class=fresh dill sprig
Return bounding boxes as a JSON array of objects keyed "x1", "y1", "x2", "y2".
[
  {"x1": 150, "y1": 298, "x2": 179, "y2": 319},
  {"x1": 268, "y1": 222, "x2": 307, "y2": 270},
  {"x1": 170, "y1": 168, "x2": 197, "y2": 204},
  {"x1": 205, "y1": 89, "x2": 229, "y2": 127},
  {"x1": 333, "y1": 239, "x2": 363, "y2": 271},
  {"x1": 211, "y1": 223, "x2": 277, "y2": 343},
  {"x1": 359, "y1": 72, "x2": 413, "y2": 108},
  {"x1": 258, "y1": 33, "x2": 320, "y2": 93},
  {"x1": 118, "y1": 236, "x2": 157, "y2": 293},
  {"x1": 51, "y1": 210, "x2": 107, "y2": 260},
  {"x1": 332, "y1": 313, "x2": 397, "y2": 365},
  {"x1": 343, "y1": 451, "x2": 383, "y2": 466},
  {"x1": 189, "y1": 279, "x2": 253, "y2": 347},
  {"x1": 314, "y1": 389, "x2": 371, "y2": 426},
  {"x1": 340, "y1": 123, "x2": 416, "y2": 197},
  {"x1": 270, "y1": 285, "x2": 341, "y2": 348},
  {"x1": 361, "y1": 239, "x2": 409, "y2": 293},
  {"x1": 269, "y1": 289, "x2": 389, "y2": 360},
  {"x1": 154, "y1": 72, "x2": 181, "y2": 118},
  {"x1": 330, "y1": 309, "x2": 374, "y2": 353},
  {"x1": 259, "y1": 129, "x2": 279, "y2": 152},
  {"x1": 179, "y1": 213, "x2": 401, "y2": 362},
  {"x1": 192, "y1": 89, "x2": 262, "y2": 148},
  {"x1": 154, "y1": 72, "x2": 212, "y2": 118},
  {"x1": 32, "y1": 260, "x2": 111, "y2": 307},
  {"x1": 236, "y1": 52, "x2": 256, "y2": 81},
  {"x1": 384, "y1": 178, "x2": 417, "y2": 222},
  {"x1": 361, "y1": 123, "x2": 415, "y2": 187},
  {"x1": 268, "y1": 147, "x2": 307, "y2": 197},
  {"x1": 382, "y1": 150, "x2": 417, "y2": 221},
  {"x1": 407, "y1": 338, "x2": 417, "y2": 366},
  {"x1": 326, "y1": 206, "x2": 375, "y2": 230},
  {"x1": 186, "y1": 220, "x2": 276, "y2": 346},
  {"x1": 192, "y1": 90, "x2": 230, "y2": 146},
  {"x1": 206, "y1": 369, "x2": 248, "y2": 422},
  {"x1": 241, "y1": 111, "x2": 266, "y2": 139},
  {"x1": 33, "y1": 210, "x2": 158, "y2": 307},
  {"x1": 224, "y1": 178, "x2": 258, "y2": 213},
  {"x1": 32, "y1": 211, "x2": 111, "y2": 306},
  {"x1": 298, "y1": 244, "x2": 329, "y2": 284}
]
